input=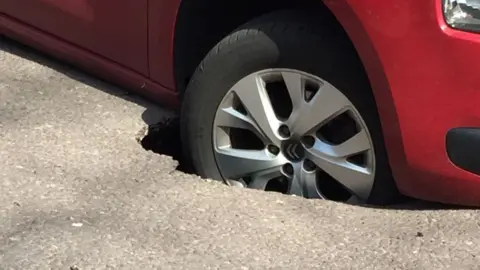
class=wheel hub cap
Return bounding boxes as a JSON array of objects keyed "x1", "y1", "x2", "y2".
[{"x1": 282, "y1": 140, "x2": 305, "y2": 162}]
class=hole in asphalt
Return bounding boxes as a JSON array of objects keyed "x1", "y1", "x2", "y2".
[
  {"x1": 137, "y1": 116, "x2": 194, "y2": 174},
  {"x1": 133, "y1": 115, "x2": 448, "y2": 210},
  {"x1": 134, "y1": 116, "x2": 435, "y2": 209}
]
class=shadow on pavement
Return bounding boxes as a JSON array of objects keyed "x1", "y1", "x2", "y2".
[
  {"x1": 2, "y1": 37, "x2": 475, "y2": 212},
  {"x1": 138, "y1": 116, "x2": 194, "y2": 174},
  {"x1": 356, "y1": 200, "x2": 477, "y2": 211},
  {"x1": 1, "y1": 37, "x2": 191, "y2": 173}
]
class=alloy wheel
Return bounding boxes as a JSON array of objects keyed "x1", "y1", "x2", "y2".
[{"x1": 212, "y1": 69, "x2": 375, "y2": 202}]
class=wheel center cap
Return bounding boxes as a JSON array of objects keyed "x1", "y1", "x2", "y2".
[{"x1": 282, "y1": 140, "x2": 305, "y2": 162}]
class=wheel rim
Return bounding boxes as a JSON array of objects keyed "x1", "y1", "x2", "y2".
[{"x1": 212, "y1": 69, "x2": 376, "y2": 202}]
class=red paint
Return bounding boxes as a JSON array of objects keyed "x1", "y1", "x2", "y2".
[
  {"x1": 2, "y1": 0, "x2": 480, "y2": 205},
  {"x1": 148, "y1": 0, "x2": 182, "y2": 89},
  {"x1": 2, "y1": 0, "x2": 150, "y2": 74},
  {"x1": 325, "y1": 0, "x2": 480, "y2": 206},
  {"x1": 0, "y1": 4, "x2": 179, "y2": 109}
]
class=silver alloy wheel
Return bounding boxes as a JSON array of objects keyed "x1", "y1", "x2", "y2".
[{"x1": 212, "y1": 69, "x2": 376, "y2": 202}]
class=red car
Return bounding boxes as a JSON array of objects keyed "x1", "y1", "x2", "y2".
[{"x1": 2, "y1": 0, "x2": 480, "y2": 206}]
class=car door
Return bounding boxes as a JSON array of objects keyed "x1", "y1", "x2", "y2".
[{"x1": 1, "y1": 0, "x2": 149, "y2": 75}]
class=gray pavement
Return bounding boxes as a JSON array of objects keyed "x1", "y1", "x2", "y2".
[{"x1": 1, "y1": 37, "x2": 480, "y2": 270}]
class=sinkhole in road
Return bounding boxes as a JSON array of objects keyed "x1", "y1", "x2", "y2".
[
  {"x1": 137, "y1": 116, "x2": 194, "y2": 174},
  {"x1": 135, "y1": 117, "x2": 437, "y2": 209}
]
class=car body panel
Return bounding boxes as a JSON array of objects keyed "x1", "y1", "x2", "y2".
[
  {"x1": 1, "y1": 9, "x2": 179, "y2": 109},
  {"x1": 3, "y1": 0, "x2": 480, "y2": 205},
  {"x1": 148, "y1": 0, "x2": 181, "y2": 89},
  {"x1": 325, "y1": 0, "x2": 480, "y2": 205},
  {"x1": 2, "y1": 0, "x2": 149, "y2": 74}
]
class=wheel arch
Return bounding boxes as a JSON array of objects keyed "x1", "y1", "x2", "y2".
[
  {"x1": 320, "y1": 2, "x2": 407, "y2": 193},
  {"x1": 171, "y1": 1, "x2": 390, "y2": 102}
]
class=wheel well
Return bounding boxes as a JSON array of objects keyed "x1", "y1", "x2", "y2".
[{"x1": 173, "y1": 0, "x2": 360, "y2": 94}]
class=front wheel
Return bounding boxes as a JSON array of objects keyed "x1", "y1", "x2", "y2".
[{"x1": 181, "y1": 10, "x2": 401, "y2": 205}]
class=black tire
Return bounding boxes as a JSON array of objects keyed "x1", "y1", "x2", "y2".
[{"x1": 180, "y1": 10, "x2": 401, "y2": 205}]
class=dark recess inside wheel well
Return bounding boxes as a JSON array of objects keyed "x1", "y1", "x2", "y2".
[{"x1": 173, "y1": 0, "x2": 360, "y2": 95}]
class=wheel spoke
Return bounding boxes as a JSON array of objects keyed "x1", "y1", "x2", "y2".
[
  {"x1": 315, "y1": 129, "x2": 371, "y2": 158},
  {"x1": 232, "y1": 74, "x2": 281, "y2": 146},
  {"x1": 300, "y1": 167, "x2": 325, "y2": 199},
  {"x1": 215, "y1": 148, "x2": 285, "y2": 180},
  {"x1": 248, "y1": 170, "x2": 283, "y2": 190},
  {"x1": 215, "y1": 107, "x2": 266, "y2": 142},
  {"x1": 288, "y1": 163, "x2": 304, "y2": 196},
  {"x1": 334, "y1": 129, "x2": 371, "y2": 157},
  {"x1": 281, "y1": 72, "x2": 305, "y2": 110},
  {"x1": 248, "y1": 176, "x2": 271, "y2": 190},
  {"x1": 286, "y1": 163, "x2": 325, "y2": 198},
  {"x1": 287, "y1": 81, "x2": 350, "y2": 136},
  {"x1": 306, "y1": 148, "x2": 373, "y2": 200}
]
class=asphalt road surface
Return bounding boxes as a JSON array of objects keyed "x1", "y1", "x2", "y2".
[{"x1": 2, "y1": 37, "x2": 480, "y2": 270}]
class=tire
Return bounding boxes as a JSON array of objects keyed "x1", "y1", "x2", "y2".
[{"x1": 180, "y1": 10, "x2": 401, "y2": 205}]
